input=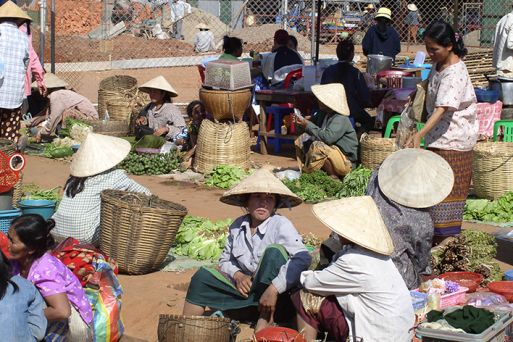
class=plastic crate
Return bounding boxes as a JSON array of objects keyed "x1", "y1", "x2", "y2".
[
  {"x1": 204, "y1": 60, "x2": 252, "y2": 90},
  {"x1": 0, "y1": 208, "x2": 22, "y2": 234},
  {"x1": 416, "y1": 311, "x2": 513, "y2": 341}
]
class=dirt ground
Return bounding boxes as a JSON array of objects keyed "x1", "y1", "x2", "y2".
[{"x1": 22, "y1": 153, "x2": 513, "y2": 342}]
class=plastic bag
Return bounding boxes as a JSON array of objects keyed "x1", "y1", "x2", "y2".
[
  {"x1": 395, "y1": 103, "x2": 416, "y2": 148},
  {"x1": 465, "y1": 291, "x2": 508, "y2": 308}
]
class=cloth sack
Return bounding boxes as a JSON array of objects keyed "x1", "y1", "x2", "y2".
[{"x1": 411, "y1": 79, "x2": 428, "y2": 123}]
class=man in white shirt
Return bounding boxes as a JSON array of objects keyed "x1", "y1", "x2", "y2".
[
  {"x1": 493, "y1": 7, "x2": 513, "y2": 76},
  {"x1": 193, "y1": 23, "x2": 215, "y2": 53},
  {"x1": 170, "y1": 0, "x2": 191, "y2": 40}
]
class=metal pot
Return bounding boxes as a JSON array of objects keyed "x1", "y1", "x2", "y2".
[
  {"x1": 367, "y1": 54, "x2": 393, "y2": 75},
  {"x1": 498, "y1": 77, "x2": 513, "y2": 106}
]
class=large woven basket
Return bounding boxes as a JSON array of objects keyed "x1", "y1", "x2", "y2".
[
  {"x1": 473, "y1": 142, "x2": 513, "y2": 199},
  {"x1": 199, "y1": 88, "x2": 252, "y2": 122},
  {"x1": 84, "y1": 119, "x2": 130, "y2": 137},
  {"x1": 360, "y1": 135, "x2": 398, "y2": 169},
  {"x1": 98, "y1": 75, "x2": 140, "y2": 121},
  {"x1": 100, "y1": 190, "x2": 187, "y2": 275},
  {"x1": 157, "y1": 315, "x2": 238, "y2": 342},
  {"x1": 193, "y1": 120, "x2": 250, "y2": 174}
]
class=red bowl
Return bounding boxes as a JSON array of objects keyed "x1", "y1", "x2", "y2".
[
  {"x1": 487, "y1": 281, "x2": 513, "y2": 302},
  {"x1": 439, "y1": 272, "x2": 484, "y2": 293}
]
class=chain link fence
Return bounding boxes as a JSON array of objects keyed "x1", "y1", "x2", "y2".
[{"x1": 21, "y1": 0, "x2": 510, "y2": 89}]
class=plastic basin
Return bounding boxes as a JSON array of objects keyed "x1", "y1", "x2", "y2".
[
  {"x1": 487, "y1": 281, "x2": 513, "y2": 302},
  {"x1": 505, "y1": 270, "x2": 513, "y2": 281},
  {"x1": 475, "y1": 88, "x2": 500, "y2": 103},
  {"x1": 18, "y1": 199, "x2": 56, "y2": 220},
  {"x1": 439, "y1": 272, "x2": 483, "y2": 293}
]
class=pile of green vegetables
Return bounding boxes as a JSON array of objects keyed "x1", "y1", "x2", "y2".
[
  {"x1": 464, "y1": 192, "x2": 513, "y2": 223},
  {"x1": 22, "y1": 183, "x2": 62, "y2": 206},
  {"x1": 59, "y1": 118, "x2": 91, "y2": 139},
  {"x1": 43, "y1": 118, "x2": 93, "y2": 159},
  {"x1": 133, "y1": 135, "x2": 166, "y2": 150},
  {"x1": 120, "y1": 151, "x2": 182, "y2": 175},
  {"x1": 431, "y1": 229, "x2": 502, "y2": 283},
  {"x1": 172, "y1": 216, "x2": 233, "y2": 261},
  {"x1": 205, "y1": 165, "x2": 249, "y2": 189},
  {"x1": 283, "y1": 167, "x2": 373, "y2": 203}
]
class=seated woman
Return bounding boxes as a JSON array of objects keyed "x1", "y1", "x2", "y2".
[
  {"x1": 219, "y1": 36, "x2": 243, "y2": 60},
  {"x1": 7, "y1": 215, "x2": 93, "y2": 340},
  {"x1": 295, "y1": 83, "x2": 358, "y2": 179},
  {"x1": 52, "y1": 133, "x2": 151, "y2": 245},
  {"x1": 293, "y1": 196, "x2": 415, "y2": 342},
  {"x1": 320, "y1": 39, "x2": 374, "y2": 132},
  {"x1": 33, "y1": 73, "x2": 99, "y2": 141},
  {"x1": 318, "y1": 149, "x2": 455, "y2": 290},
  {"x1": 135, "y1": 76, "x2": 185, "y2": 141},
  {"x1": 183, "y1": 168, "x2": 311, "y2": 332},
  {"x1": 0, "y1": 250, "x2": 47, "y2": 341}
]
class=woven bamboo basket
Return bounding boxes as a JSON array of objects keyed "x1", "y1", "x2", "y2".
[
  {"x1": 99, "y1": 190, "x2": 187, "y2": 275},
  {"x1": 360, "y1": 135, "x2": 398, "y2": 169},
  {"x1": 472, "y1": 142, "x2": 513, "y2": 200},
  {"x1": 98, "y1": 75, "x2": 139, "y2": 121},
  {"x1": 199, "y1": 88, "x2": 252, "y2": 122},
  {"x1": 157, "y1": 315, "x2": 238, "y2": 342},
  {"x1": 84, "y1": 119, "x2": 130, "y2": 137},
  {"x1": 193, "y1": 120, "x2": 250, "y2": 174}
]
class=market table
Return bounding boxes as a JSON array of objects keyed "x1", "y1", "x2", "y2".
[{"x1": 254, "y1": 89, "x2": 317, "y2": 155}]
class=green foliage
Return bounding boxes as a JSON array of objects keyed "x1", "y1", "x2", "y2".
[
  {"x1": 283, "y1": 170, "x2": 344, "y2": 203},
  {"x1": 172, "y1": 215, "x2": 233, "y2": 261},
  {"x1": 119, "y1": 151, "x2": 182, "y2": 175},
  {"x1": 205, "y1": 165, "x2": 249, "y2": 189},
  {"x1": 22, "y1": 183, "x2": 62, "y2": 207},
  {"x1": 336, "y1": 166, "x2": 373, "y2": 198},
  {"x1": 43, "y1": 145, "x2": 74, "y2": 159},
  {"x1": 464, "y1": 192, "x2": 513, "y2": 223},
  {"x1": 133, "y1": 135, "x2": 166, "y2": 149},
  {"x1": 59, "y1": 118, "x2": 90, "y2": 138}
]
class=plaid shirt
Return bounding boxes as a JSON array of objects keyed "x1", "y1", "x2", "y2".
[
  {"x1": 52, "y1": 169, "x2": 151, "y2": 246},
  {"x1": 0, "y1": 22, "x2": 29, "y2": 109}
]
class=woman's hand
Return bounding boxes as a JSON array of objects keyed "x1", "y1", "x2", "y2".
[
  {"x1": 295, "y1": 115, "x2": 308, "y2": 128},
  {"x1": 406, "y1": 132, "x2": 422, "y2": 148},
  {"x1": 153, "y1": 127, "x2": 169, "y2": 136},
  {"x1": 259, "y1": 284, "x2": 279, "y2": 316},
  {"x1": 135, "y1": 117, "x2": 147, "y2": 126},
  {"x1": 233, "y1": 271, "x2": 252, "y2": 298}
]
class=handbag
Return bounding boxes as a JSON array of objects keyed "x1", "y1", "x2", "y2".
[{"x1": 411, "y1": 79, "x2": 428, "y2": 123}]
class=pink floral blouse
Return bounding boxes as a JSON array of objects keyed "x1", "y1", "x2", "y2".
[
  {"x1": 15, "y1": 253, "x2": 93, "y2": 324},
  {"x1": 425, "y1": 60, "x2": 478, "y2": 151}
]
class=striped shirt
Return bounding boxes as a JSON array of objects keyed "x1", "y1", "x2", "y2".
[
  {"x1": 52, "y1": 169, "x2": 151, "y2": 245},
  {"x1": 0, "y1": 22, "x2": 29, "y2": 109}
]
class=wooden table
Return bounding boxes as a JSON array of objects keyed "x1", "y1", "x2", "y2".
[{"x1": 254, "y1": 89, "x2": 317, "y2": 155}]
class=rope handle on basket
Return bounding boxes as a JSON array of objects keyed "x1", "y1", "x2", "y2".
[
  {"x1": 479, "y1": 153, "x2": 513, "y2": 173},
  {"x1": 224, "y1": 121, "x2": 234, "y2": 144},
  {"x1": 164, "y1": 317, "x2": 240, "y2": 333}
]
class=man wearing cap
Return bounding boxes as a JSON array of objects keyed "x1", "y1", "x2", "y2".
[
  {"x1": 0, "y1": 0, "x2": 30, "y2": 141},
  {"x1": 362, "y1": 7, "x2": 401, "y2": 61},
  {"x1": 193, "y1": 23, "x2": 215, "y2": 53},
  {"x1": 34, "y1": 74, "x2": 98, "y2": 141},
  {"x1": 170, "y1": 0, "x2": 191, "y2": 40},
  {"x1": 493, "y1": 4, "x2": 513, "y2": 77},
  {"x1": 295, "y1": 84, "x2": 359, "y2": 179},
  {"x1": 361, "y1": 3, "x2": 376, "y2": 30},
  {"x1": 262, "y1": 29, "x2": 303, "y2": 86},
  {"x1": 293, "y1": 197, "x2": 414, "y2": 342}
]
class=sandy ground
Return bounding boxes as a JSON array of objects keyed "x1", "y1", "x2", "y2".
[{"x1": 22, "y1": 153, "x2": 513, "y2": 342}]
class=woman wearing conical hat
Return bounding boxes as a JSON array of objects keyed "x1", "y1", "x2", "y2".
[
  {"x1": 135, "y1": 75, "x2": 185, "y2": 141},
  {"x1": 319, "y1": 149, "x2": 454, "y2": 290},
  {"x1": 183, "y1": 168, "x2": 311, "y2": 332},
  {"x1": 52, "y1": 133, "x2": 151, "y2": 246},
  {"x1": 32, "y1": 73, "x2": 99, "y2": 141},
  {"x1": 293, "y1": 196, "x2": 414, "y2": 342},
  {"x1": 295, "y1": 83, "x2": 359, "y2": 179}
]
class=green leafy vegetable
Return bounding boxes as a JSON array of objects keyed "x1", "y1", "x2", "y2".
[
  {"x1": 172, "y1": 215, "x2": 233, "y2": 261},
  {"x1": 336, "y1": 166, "x2": 373, "y2": 198},
  {"x1": 205, "y1": 165, "x2": 249, "y2": 189},
  {"x1": 59, "y1": 118, "x2": 91, "y2": 138},
  {"x1": 133, "y1": 135, "x2": 166, "y2": 149},
  {"x1": 119, "y1": 151, "x2": 182, "y2": 175},
  {"x1": 283, "y1": 170, "x2": 344, "y2": 203},
  {"x1": 43, "y1": 145, "x2": 74, "y2": 159},
  {"x1": 464, "y1": 192, "x2": 513, "y2": 223},
  {"x1": 22, "y1": 183, "x2": 62, "y2": 207}
]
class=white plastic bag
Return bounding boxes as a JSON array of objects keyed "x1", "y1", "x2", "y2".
[{"x1": 395, "y1": 103, "x2": 416, "y2": 149}]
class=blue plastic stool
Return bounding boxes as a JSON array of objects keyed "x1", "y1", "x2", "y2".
[{"x1": 259, "y1": 106, "x2": 295, "y2": 154}]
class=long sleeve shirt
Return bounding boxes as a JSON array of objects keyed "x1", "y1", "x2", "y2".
[
  {"x1": 493, "y1": 12, "x2": 513, "y2": 73},
  {"x1": 362, "y1": 25, "x2": 401, "y2": 61},
  {"x1": 0, "y1": 21, "x2": 29, "y2": 109},
  {"x1": 19, "y1": 24, "x2": 44, "y2": 97},
  {"x1": 194, "y1": 31, "x2": 216, "y2": 53},
  {"x1": 170, "y1": 0, "x2": 192, "y2": 22},
  {"x1": 141, "y1": 102, "x2": 186, "y2": 141},
  {"x1": 305, "y1": 111, "x2": 359, "y2": 165},
  {"x1": 300, "y1": 245, "x2": 415, "y2": 342},
  {"x1": 53, "y1": 169, "x2": 151, "y2": 245},
  {"x1": 0, "y1": 275, "x2": 47, "y2": 341},
  {"x1": 219, "y1": 214, "x2": 311, "y2": 294}
]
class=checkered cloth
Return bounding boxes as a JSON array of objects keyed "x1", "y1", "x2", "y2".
[
  {"x1": 0, "y1": 22, "x2": 29, "y2": 109},
  {"x1": 52, "y1": 169, "x2": 151, "y2": 246}
]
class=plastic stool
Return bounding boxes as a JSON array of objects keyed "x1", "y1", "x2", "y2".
[
  {"x1": 493, "y1": 120, "x2": 513, "y2": 142},
  {"x1": 264, "y1": 106, "x2": 295, "y2": 154},
  {"x1": 384, "y1": 115, "x2": 401, "y2": 137}
]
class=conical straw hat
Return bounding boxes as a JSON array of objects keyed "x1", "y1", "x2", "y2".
[
  {"x1": 196, "y1": 23, "x2": 209, "y2": 30},
  {"x1": 220, "y1": 168, "x2": 302, "y2": 208},
  {"x1": 407, "y1": 4, "x2": 418, "y2": 11},
  {"x1": 139, "y1": 76, "x2": 178, "y2": 97},
  {"x1": 311, "y1": 84, "x2": 349, "y2": 116},
  {"x1": 70, "y1": 133, "x2": 131, "y2": 177},
  {"x1": 0, "y1": 1, "x2": 31, "y2": 22},
  {"x1": 313, "y1": 196, "x2": 394, "y2": 255},
  {"x1": 32, "y1": 73, "x2": 69, "y2": 89},
  {"x1": 378, "y1": 148, "x2": 454, "y2": 208}
]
